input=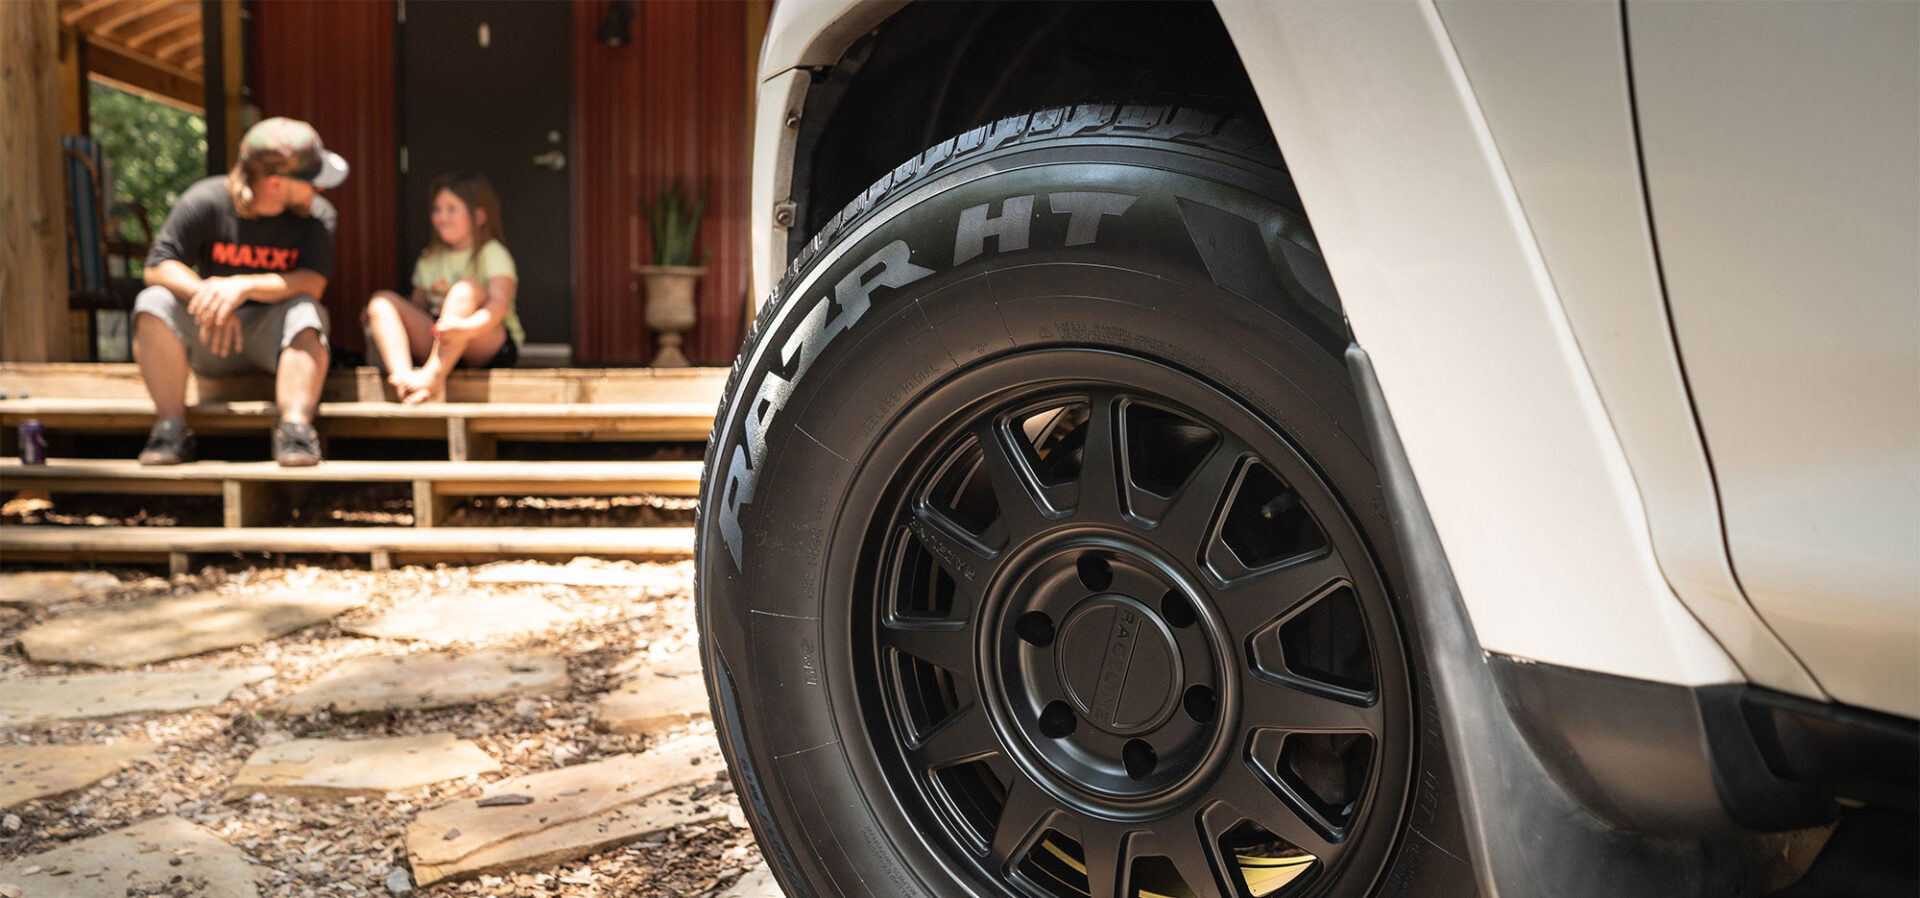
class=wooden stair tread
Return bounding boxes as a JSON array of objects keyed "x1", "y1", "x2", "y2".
[
  {"x1": 1, "y1": 458, "x2": 703, "y2": 482},
  {"x1": 0, "y1": 525, "x2": 694, "y2": 555},
  {"x1": 0, "y1": 363, "x2": 728, "y2": 405},
  {"x1": 0, "y1": 398, "x2": 716, "y2": 418}
]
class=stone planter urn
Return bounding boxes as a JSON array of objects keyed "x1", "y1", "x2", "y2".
[{"x1": 637, "y1": 264, "x2": 704, "y2": 367}]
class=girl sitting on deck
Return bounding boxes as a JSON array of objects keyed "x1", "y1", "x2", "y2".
[{"x1": 363, "y1": 171, "x2": 525, "y2": 404}]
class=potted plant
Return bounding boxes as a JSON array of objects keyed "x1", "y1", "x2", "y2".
[{"x1": 636, "y1": 176, "x2": 710, "y2": 367}]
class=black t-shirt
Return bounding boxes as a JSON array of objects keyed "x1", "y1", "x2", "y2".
[{"x1": 145, "y1": 176, "x2": 337, "y2": 282}]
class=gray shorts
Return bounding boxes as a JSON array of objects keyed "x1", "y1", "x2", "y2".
[{"x1": 134, "y1": 285, "x2": 330, "y2": 377}]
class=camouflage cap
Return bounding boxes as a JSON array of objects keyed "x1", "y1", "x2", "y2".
[{"x1": 239, "y1": 117, "x2": 349, "y2": 189}]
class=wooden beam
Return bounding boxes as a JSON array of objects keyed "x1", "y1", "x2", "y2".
[
  {"x1": 0, "y1": 0, "x2": 73, "y2": 363},
  {"x1": 86, "y1": 33, "x2": 201, "y2": 109},
  {"x1": 1, "y1": 525, "x2": 698, "y2": 558},
  {"x1": 128, "y1": 7, "x2": 195, "y2": 51},
  {"x1": 91, "y1": 0, "x2": 173, "y2": 37},
  {"x1": 57, "y1": 27, "x2": 87, "y2": 135},
  {"x1": 151, "y1": 26, "x2": 198, "y2": 64},
  {"x1": 62, "y1": 0, "x2": 124, "y2": 28},
  {"x1": 199, "y1": 0, "x2": 238, "y2": 174}
]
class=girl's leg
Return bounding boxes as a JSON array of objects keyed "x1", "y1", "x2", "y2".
[
  {"x1": 404, "y1": 279, "x2": 504, "y2": 404},
  {"x1": 362, "y1": 290, "x2": 436, "y2": 400}
]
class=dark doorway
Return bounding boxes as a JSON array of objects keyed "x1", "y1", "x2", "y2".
[{"x1": 400, "y1": 0, "x2": 574, "y2": 352}]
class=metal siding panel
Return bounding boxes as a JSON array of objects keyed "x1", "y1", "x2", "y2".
[
  {"x1": 251, "y1": 0, "x2": 397, "y2": 357},
  {"x1": 574, "y1": 0, "x2": 747, "y2": 365}
]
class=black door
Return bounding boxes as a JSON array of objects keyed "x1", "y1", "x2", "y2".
[{"x1": 400, "y1": 0, "x2": 573, "y2": 351}]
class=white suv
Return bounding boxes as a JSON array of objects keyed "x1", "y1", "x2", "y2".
[{"x1": 697, "y1": 3, "x2": 1918, "y2": 897}]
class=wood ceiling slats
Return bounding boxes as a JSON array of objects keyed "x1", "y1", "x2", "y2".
[{"x1": 58, "y1": 0, "x2": 203, "y2": 89}]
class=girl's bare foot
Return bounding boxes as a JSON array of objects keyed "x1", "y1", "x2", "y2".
[
  {"x1": 387, "y1": 369, "x2": 417, "y2": 402},
  {"x1": 401, "y1": 364, "x2": 447, "y2": 405},
  {"x1": 393, "y1": 367, "x2": 436, "y2": 403}
]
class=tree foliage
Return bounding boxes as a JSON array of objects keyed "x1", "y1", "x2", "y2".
[{"x1": 88, "y1": 81, "x2": 207, "y2": 247}]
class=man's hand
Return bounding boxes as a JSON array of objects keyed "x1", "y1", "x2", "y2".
[
  {"x1": 205, "y1": 316, "x2": 244, "y2": 358},
  {"x1": 188, "y1": 276, "x2": 252, "y2": 329}
]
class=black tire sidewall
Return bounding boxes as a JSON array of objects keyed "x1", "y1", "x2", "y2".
[{"x1": 701, "y1": 134, "x2": 1473, "y2": 898}]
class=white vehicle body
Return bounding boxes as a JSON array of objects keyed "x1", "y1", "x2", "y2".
[{"x1": 747, "y1": 0, "x2": 1919, "y2": 715}]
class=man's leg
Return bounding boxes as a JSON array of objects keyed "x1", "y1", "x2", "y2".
[
  {"x1": 134, "y1": 312, "x2": 190, "y2": 420},
  {"x1": 132, "y1": 286, "x2": 193, "y2": 419},
  {"x1": 275, "y1": 327, "x2": 329, "y2": 425},
  {"x1": 130, "y1": 286, "x2": 202, "y2": 465},
  {"x1": 248, "y1": 296, "x2": 331, "y2": 466}
]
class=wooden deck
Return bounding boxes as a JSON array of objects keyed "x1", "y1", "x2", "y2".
[{"x1": 0, "y1": 363, "x2": 725, "y2": 569}]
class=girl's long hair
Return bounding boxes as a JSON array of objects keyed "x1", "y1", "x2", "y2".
[{"x1": 424, "y1": 171, "x2": 507, "y2": 263}]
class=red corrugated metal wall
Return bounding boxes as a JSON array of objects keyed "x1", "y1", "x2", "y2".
[
  {"x1": 574, "y1": 0, "x2": 748, "y2": 365},
  {"x1": 250, "y1": 0, "x2": 397, "y2": 356}
]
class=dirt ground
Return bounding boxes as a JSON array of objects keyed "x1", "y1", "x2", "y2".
[{"x1": 0, "y1": 560, "x2": 765, "y2": 897}]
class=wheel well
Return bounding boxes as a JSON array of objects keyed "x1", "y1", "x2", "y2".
[{"x1": 789, "y1": 0, "x2": 1266, "y2": 251}]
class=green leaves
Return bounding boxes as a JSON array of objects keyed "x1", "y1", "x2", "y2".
[
  {"x1": 639, "y1": 176, "x2": 711, "y2": 267},
  {"x1": 89, "y1": 81, "x2": 208, "y2": 248}
]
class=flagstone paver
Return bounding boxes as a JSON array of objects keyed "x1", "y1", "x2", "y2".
[
  {"x1": 18, "y1": 589, "x2": 364, "y2": 667},
  {"x1": 268, "y1": 649, "x2": 569, "y2": 716},
  {"x1": 592, "y1": 651, "x2": 709, "y2": 735},
  {"x1": 226, "y1": 733, "x2": 500, "y2": 800},
  {"x1": 405, "y1": 735, "x2": 724, "y2": 886},
  {"x1": 0, "y1": 571, "x2": 120, "y2": 609},
  {"x1": 0, "y1": 741, "x2": 159, "y2": 808},
  {"x1": 0, "y1": 815, "x2": 260, "y2": 897},
  {"x1": 347, "y1": 591, "x2": 573, "y2": 644},
  {"x1": 0, "y1": 666, "x2": 275, "y2": 729},
  {"x1": 718, "y1": 864, "x2": 784, "y2": 898},
  {"x1": 470, "y1": 561, "x2": 672, "y2": 589}
]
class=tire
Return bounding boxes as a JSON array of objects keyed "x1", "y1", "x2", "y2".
[{"x1": 699, "y1": 104, "x2": 1477, "y2": 898}]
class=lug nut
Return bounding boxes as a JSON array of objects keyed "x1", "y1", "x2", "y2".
[
  {"x1": 1077, "y1": 553, "x2": 1112, "y2": 591},
  {"x1": 1160, "y1": 589, "x2": 1195, "y2": 628},
  {"x1": 1183, "y1": 685, "x2": 1216, "y2": 724},
  {"x1": 1039, "y1": 701, "x2": 1076, "y2": 738},
  {"x1": 1016, "y1": 611, "x2": 1055, "y2": 647},
  {"x1": 1123, "y1": 740, "x2": 1157, "y2": 780}
]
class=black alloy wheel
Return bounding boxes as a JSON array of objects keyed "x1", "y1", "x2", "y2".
[
  {"x1": 861, "y1": 351, "x2": 1412, "y2": 898},
  {"x1": 698, "y1": 105, "x2": 1474, "y2": 898}
]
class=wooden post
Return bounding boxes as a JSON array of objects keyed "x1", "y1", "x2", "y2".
[
  {"x1": 412, "y1": 479, "x2": 454, "y2": 528},
  {"x1": 223, "y1": 479, "x2": 287, "y2": 528},
  {"x1": 199, "y1": 0, "x2": 245, "y2": 173},
  {"x1": 0, "y1": 0, "x2": 73, "y2": 363}
]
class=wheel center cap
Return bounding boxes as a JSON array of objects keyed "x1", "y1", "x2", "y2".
[{"x1": 1056, "y1": 596, "x2": 1182, "y2": 734}]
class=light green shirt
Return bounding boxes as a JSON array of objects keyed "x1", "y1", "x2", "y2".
[{"x1": 412, "y1": 239, "x2": 524, "y2": 347}]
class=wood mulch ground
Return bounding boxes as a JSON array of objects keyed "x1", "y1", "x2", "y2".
[{"x1": 0, "y1": 560, "x2": 764, "y2": 897}]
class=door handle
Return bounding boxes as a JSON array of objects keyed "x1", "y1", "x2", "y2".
[{"x1": 531, "y1": 150, "x2": 566, "y2": 171}]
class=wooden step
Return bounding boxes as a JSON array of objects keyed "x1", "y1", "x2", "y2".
[
  {"x1": 0, "y1": 458, "x2": 703, "y2": 496},
  {"x1": 0, "y1": 398, "x2": 717, "y2": 458},
  {"x1": 0, "y1": 363, "x2": 728, "y2": 405},
  {"x1": 0, "y1": 525, "x2": 695, "y2": 573},
  {"x1": 3, "y1": 458, "x2": 703, "y2": 529}
]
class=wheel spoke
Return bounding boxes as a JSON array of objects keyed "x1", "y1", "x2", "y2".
[
  {"x1": 1074, "y1": 820, "x2": 1130, "y2": 898},
  {"x1": 907, "y1": 703, "x2": 999, "y2": 773},
  {"x1": 1214, "y1": 552, "x2": 1348, "y2": 641},
  {"x1": 879, "y1": 620, "x2": 974, "y2": 675},
  {"x1": 909, "y1": 504, "x2": 997, "y2": 603},
  {"x1": 974, "y1": 420, "x2": 1054, "y2": 537},
  {"x1": 988, "y1": 776, "x2": 1055, "y2": 873},
  {"x1": 1243, "y1": 675, "x2": 1381, "y2": 733},
  {"x1": 1074, "y1": 393, "x2": 1124, "y2": 522},
  {"x1": 1152, "y1": 441, "x2": 1244, "y2": 553},
  {"x1": 1225, "y1": 765, "x2": 1341, "y2": 863},
  {"x1": 1132, "y1": 822, "x2": 1231, "y2": 898}
]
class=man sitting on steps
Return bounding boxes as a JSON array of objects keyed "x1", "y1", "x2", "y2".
[{"x1": 133, "y1": 117, "x2": 347, "y2": 467}]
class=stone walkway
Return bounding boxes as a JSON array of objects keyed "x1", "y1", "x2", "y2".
[{"x1": 0, "y1": 564, "x2": 782, "y2": 897}]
